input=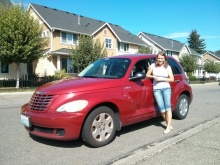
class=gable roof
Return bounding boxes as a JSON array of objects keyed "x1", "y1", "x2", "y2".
[
  {"x1": 188, "y1": 47, "x2": 200, "y2": 56},
  {"x1": 29, "y1": 3, "x2": 146, "y2": 46},
  {"x1": 139, "y1": 32, "x2": 185, "y2": 52},
  {"x1": 202, "y1": 51, "x2": 220, "y2": 60}
]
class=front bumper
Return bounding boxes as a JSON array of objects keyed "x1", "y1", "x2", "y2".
[{"x1": 21, "y1": 104, "x2": 85, "y2": 140}]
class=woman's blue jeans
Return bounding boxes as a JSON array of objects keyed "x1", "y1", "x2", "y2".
[{"x1": 153, "y1": 88, "x2": 171, "y2": 113}]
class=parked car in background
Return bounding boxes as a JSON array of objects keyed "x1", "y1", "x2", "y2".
[{"x1": 21, "y1": 54, "x2": 193, "y2": 148}]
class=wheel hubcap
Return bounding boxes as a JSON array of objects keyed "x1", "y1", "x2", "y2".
[
  {"x1": 91, "y1": 113, "x2": 113, "y2": 142},
  {"x1": 179, "y1": 98, "x2": 188, "y2": 116}
]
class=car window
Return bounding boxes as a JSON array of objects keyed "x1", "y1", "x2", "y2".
[
  {"x1": 167, "y1": 58, "x2": 182, "y2": 75},
  {"x1": 130, "y1": 59, "x2": 151, "y2": 77},
  {"x1": 78, "y1": 58, "x2": 131, "y2": 78}
]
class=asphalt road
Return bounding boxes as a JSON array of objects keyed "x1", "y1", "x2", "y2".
[{"x1": 0, "y1": 83, "x2": 220, "y2": 165}]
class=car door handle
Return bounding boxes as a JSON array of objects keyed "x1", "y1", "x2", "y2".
[{"x1": 175, "y1": 80, "x2": 180, "y2": 83}]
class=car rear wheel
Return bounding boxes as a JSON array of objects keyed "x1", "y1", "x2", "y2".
[
  {"x1": 82, "y1": 106, "x2": 116, "y2": 148},
  {"x1": 173, "y1": 94, "x2": 189, "y2": 120}
]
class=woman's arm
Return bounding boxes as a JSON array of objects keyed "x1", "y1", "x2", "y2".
[{"x1": 146, "y1": 67, "x2": 156, "y2": 79}]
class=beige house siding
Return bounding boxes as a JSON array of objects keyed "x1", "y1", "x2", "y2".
[
  {"x1": 94, "y1": 26, "x2": 117, "y2": 56},
  {"x1": 35, "y1": 58, "x2": 46, "y2": 77},
  {"x1": 52, "y1": 30, "x2": 76, "y2": 51},
  {"x1": 0, "y1": 63, "x2": 26, "y2": 80},
  {"x1": 201, "y1": 53, "x2": 219, "y2": 63},
  {"x1": 139, "y1": 35, "x2": 162, "y2": 54},
  {"x1": 0, "y1": 5, "x2": 142, "y2": 79},
  {"x1": 126, "y1": 44, "x2": 139, "y2": 54},
  {"x1": 34, "y1": 55, "x2": 58, "y2": 77}
]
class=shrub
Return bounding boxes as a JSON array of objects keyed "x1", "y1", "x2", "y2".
[
  {"x1": 189, "y1": 75, "x2": 197, "y2": 81},
  {"x1": 54, "y1": 69, "x2": 71, "y2": 79}
]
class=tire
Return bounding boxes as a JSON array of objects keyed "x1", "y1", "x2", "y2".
[
  {"x1": 82, "y1": 106, "x2": 116, "y2": 148},
  {"x1": 173, "y1": 94, "x2": 189, "y2": 120}
]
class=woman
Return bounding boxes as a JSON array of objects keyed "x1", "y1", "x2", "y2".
[{"x1": 146, "y1": 52, "x2": 174, "y2": 134}]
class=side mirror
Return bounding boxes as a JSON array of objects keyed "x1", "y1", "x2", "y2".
[{"x1": 129, "y1": 72, "x2": 146, "y2": 81}]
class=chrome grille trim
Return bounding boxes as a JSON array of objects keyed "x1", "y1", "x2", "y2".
[{"x1": 28, "y1": 93, "x2": 56, "y2": 111}]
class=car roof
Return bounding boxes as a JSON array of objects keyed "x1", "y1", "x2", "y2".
[
  {"x1": 105, "y1": 54, "x2": 156, "y2": 60},
  {"x1": 106, "y1": 54, "x2": 177, "y2": 61}
]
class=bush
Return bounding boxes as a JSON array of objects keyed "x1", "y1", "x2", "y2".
[
  {"x1": 189, "y1": 75, "x2": 197, "y2": 81},
  {"x1": 54, "y1": 69, "x2": 71, "y2": 79}
]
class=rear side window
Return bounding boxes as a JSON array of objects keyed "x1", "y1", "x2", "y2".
[
  {"x1": 167, "y1": 58, "x2": 182, "y2": 75},
  {"x1": 130, "y1": 59, "x2": 151, "y2": 77}
]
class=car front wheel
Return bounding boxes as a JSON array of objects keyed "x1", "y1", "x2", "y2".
[
  {"x1": 173, "y1": 94, "x2": 189, "y2": 120},
  {"x1": 82, "y1": 106, "x2": 116, "y2": 148}
]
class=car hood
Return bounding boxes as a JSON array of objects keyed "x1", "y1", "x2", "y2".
[{"x1": 35, "y1": 77, "x2": 123, "y2": 95}]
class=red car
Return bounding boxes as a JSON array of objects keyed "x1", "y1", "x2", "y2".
[{"x1": 21, "y1": 54, "x2": 193, "y2": 147}]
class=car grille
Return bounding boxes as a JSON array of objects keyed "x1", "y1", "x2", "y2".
[{"x1": 28, "y1": 93, "x2": 57, "y2": 111}]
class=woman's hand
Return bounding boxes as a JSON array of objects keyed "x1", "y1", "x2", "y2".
[{"x1": 154, "y1": 76, "x2": 164, "y2": 81}]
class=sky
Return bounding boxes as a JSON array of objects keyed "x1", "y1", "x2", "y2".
[{"x1": 16, "y1": 0, "x2": 220, "y2": 52}]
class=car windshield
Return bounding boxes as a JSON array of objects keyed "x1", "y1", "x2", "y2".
[{"x1": 78, "y1": 58, "x2": 131, "y2": 79}]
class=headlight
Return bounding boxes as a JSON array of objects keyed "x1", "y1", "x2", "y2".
[{"x1": 56, "y1": 100, "x2": 88, "y2": 112}]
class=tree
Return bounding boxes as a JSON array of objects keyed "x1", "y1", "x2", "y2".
[
  {"x1": 214, "y1": 50, "x2": 220, "y2": 55},
  {"x1": 0, "y1": 3, "x2": 48, "y2": 88},
  {"x1": 179, "y1": 54, "x2": 199, "y2": 77},
  {"x1": 187, "y1": 30, "x2": 206, "y2": 54},
  {"x1": 71, "y1": 35, "x2": 107, "y2": 72},
  {"x1": 137, "y1": 46, "x2": 152, "y2": 54},
  {"x1": 204, "y1": 62, "x2": 220, "y2": 75}
]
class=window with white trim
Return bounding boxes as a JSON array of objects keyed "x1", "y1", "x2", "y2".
[
  {"x1": 167, "y1": 51, "x2": 173, "y2": 56},
  {"x1": 105, "y1": 38, "x2": 112, "y2": 49},
  {"x1": 118, "y1": 42, "x2": 129, "y2": 51},
  {"x1": 61, "y1": 32, "x2": 77, "y2": 45},
  {"x1": 42, "y1": 30, "x2": 50, "y2": 37}
]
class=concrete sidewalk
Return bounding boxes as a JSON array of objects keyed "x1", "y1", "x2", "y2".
[
  {"x1": 190, "y1": 81, "x2": 219, "y2": 86},
  {"x1": 112, "y1": 116, "x2": 220, "y2": 165}
]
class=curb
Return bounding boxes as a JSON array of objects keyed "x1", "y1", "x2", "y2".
[
  {"x1": 189, "y1": 82, "x2": 219, "y2": 86},
  {"x1": 111, "y1": 116, "x2": 220, "y2": 165}
]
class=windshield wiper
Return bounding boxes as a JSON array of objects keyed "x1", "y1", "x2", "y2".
[{"x1": 81, "y1": 75, "x2": 98, "y2": 78}]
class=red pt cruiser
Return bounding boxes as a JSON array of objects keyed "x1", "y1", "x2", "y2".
[{"x1": 21, "y1": 54, "x2": 193, "y2": 147}]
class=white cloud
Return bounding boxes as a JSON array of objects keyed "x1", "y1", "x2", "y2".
[
  {"x1": 164, "y1": 32, "x2": 190, "y2": 39},
  {"x1": 164, "y1": 32, "x2": 220, "y2": 40},
  {"x1": 203, "y1": 35, "x2": 220, "y2": 39}
]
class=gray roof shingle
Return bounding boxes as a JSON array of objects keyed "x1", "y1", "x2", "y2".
[
  {"x1": 30, "y1": 3, "x2": 146, "y2": 46},
  {"x1": 140, "y1": 32, "x2": 185, "y2": 52}
]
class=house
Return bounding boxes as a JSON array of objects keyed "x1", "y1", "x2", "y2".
[
  {"x1": 0, "y1": 3, "x2": 148, "y2": 79},
  {"x1": 137, "y1": 32, "x2": 215, "y2": 78},
  {"x1": 198, "y1": 51, "x2": 220, "y2": 79},
  {"x1": 137, "y1": 32, "x2": 200, "y2": 61}
]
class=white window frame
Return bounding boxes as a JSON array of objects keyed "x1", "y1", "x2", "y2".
[
  {"x1": 61, "y1": 32, "x2": 77, "y2": 45},
  {"x1": 105, "y1": 38, "x2": 112, "y2": 49},
  {"x1": 118, "y1": 42, "x2": 129, "y2": 51},
  {"x1": 42, "y1": 30, "x2": 50, "y2": 37}
]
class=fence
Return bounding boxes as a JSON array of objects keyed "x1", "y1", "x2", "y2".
[{"x1": 0, "y1": 77, "x2": 60, "y2": 92}]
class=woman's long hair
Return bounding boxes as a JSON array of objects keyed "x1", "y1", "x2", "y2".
[{"x1": 155, "y1": 51, "x2": 168, "y2": 68}]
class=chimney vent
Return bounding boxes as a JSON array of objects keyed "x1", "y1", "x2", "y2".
[{"x1": 78, "y1": 15, "x2": 80, "y2": 25}]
